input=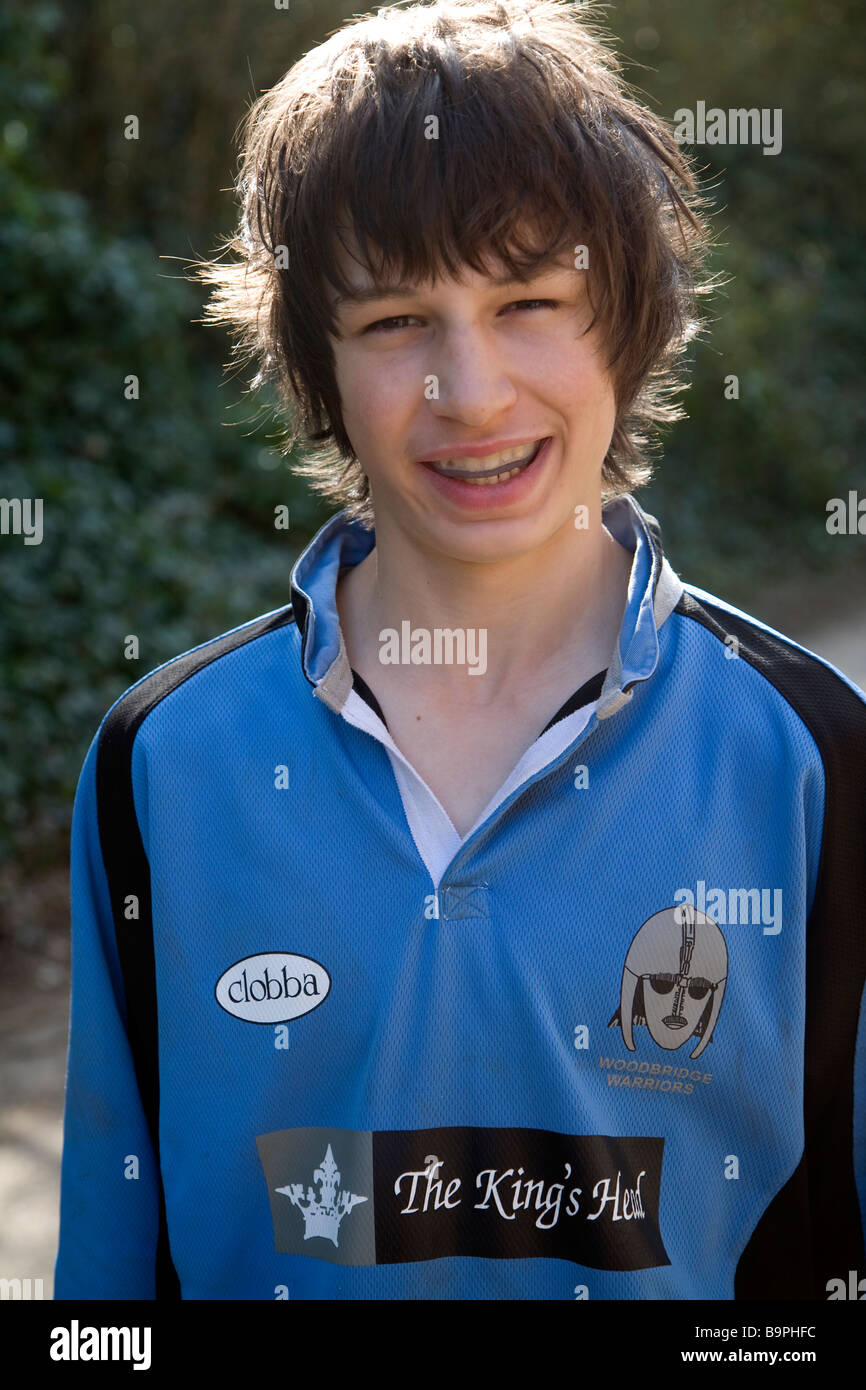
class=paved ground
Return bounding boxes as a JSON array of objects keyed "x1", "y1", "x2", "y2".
[
  {"x1": 0, "y1": 871, "x2": 71, "y2": 1300},
  {"x1": 1, "y1": 579, "x2": 863, "y2": 1300}
]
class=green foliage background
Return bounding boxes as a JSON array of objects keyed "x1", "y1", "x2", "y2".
[{"x1": 1, "y1": 0, "x2": 863, "y2": 870}]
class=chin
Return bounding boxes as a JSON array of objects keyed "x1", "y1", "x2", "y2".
[{"x1": 419, "y1": 504, "x2": 568, "y2": 563}]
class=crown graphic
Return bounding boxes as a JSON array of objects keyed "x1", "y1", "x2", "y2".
[{"x1": 275, "y1": 1143, "x2": 368, "y2": 1247}]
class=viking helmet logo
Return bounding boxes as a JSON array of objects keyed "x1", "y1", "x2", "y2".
[{"x1": 610, "y1": 904, "x2": 728, "y2": 1059}]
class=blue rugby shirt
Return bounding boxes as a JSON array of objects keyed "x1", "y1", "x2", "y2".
[{"x1": 54, "y1": 492, "x2": 866, "y2": 1300}]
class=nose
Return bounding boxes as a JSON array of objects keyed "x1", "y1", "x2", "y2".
[{"x1": 425, "y1": 325, "x2": 518, "y2": 425}]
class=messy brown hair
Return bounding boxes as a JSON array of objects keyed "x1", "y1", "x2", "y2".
[{"x1": 189, "y1": 0, "x2": 717, "y2": 528}]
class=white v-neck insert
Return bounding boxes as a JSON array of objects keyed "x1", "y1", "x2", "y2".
[{"x1": 339, "y1": 687, "x2": 598, "y2": 890}]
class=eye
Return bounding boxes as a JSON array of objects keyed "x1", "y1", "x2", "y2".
[
  {"x1": 361, "y1": 299, "x2": 560, "y2": 334},
  {"x1": 505, "y1": 298, "x2": 559, "y2": 313},
  {"x1": 648, "y1": 974, "x2": 676, "y2": 995},
  {"x1": 363, "y1": 315, "x2": 420, "y2": 334}
]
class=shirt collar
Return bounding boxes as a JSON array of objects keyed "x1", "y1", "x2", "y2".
[{"x1": 289, "y1": 492, "x2": 683, "y2": 720}]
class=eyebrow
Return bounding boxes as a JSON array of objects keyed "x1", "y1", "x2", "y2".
[{"x1": 333, "y1": 254, "x2": 576, "y2": 309}]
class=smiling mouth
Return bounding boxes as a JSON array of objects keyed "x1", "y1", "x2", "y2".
[{"x1": 423, "y1": 438, "x2": 547, "y2": 484}]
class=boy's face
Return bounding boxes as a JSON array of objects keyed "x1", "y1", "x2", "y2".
[{"x1": 327, "y1": 228, "x2": 617, "y2": 562}]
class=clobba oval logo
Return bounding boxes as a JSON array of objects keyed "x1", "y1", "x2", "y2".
[{"x1": 215, "y1": 952, "x2": 331, "y2": 1024}]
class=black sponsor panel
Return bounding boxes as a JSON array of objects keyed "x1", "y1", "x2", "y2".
[{"x1": 372, "y1": 1127, "x2": 668, "y2": 1270}]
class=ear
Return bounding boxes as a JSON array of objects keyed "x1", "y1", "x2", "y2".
[{"x1": 690, "y1": 976, "x2": 727, "y2": 1059}]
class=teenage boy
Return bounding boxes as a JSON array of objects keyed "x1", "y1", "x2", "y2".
[{"x1": 55, "y1": 0, "x2": 866, "y2": 1301}]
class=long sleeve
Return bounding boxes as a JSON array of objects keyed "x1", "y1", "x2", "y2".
[{"x1": 53, "y1": 727, "x2": 162, "y2": 1299}]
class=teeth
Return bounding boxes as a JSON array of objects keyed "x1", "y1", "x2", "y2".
[
  {"x1": 439, "y1": 442, "x2": 536, "y2": 471},
  {"x1": 429, "y1": 439, "x2": 543, "y2": 480},
  {"x1": 460, "y1": 464, "x2": 526, "y2": 486}
]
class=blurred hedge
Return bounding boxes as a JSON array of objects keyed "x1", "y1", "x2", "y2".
[
  {"x1": 631, "y1": 0, "x2": 866, "y2": 591},
  {"x1": 0, "y1": 3, "x2": 331, "y2": 868},
  {"x1": 1, "y1": 0, "x2": 864, "y2": 868}
]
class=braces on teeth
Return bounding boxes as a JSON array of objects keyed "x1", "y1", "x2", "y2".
[{"x1": 431, "y1": 439, "x2": 544, "y2": 484}]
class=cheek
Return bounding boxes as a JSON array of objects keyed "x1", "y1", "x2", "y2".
[
  {"x1": 335, "y1": 351, "x2": 411, "y2": 446},
  {"x1": 644, "y1": 992, "x2": 665, "y2": 1024},
  {"x1": 534, "y1": 333, "x2": 615, "y2": 419}
]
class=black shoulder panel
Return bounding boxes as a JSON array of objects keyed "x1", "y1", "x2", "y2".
[
  {"x1": 95, "y1": 605, "x2": 297, "y2": 1299},
  {"x1": 674, "y1": 589, "x2": 866, "y2": 1299}
]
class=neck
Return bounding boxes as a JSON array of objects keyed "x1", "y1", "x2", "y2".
[
  {"x1": 337, "y1": 500, "x2": 634, "y2": 706},
  {"x1": 337, "y1": 500, "x2": 631, "y2": 706}
]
